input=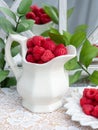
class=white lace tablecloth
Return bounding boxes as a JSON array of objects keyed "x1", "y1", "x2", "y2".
[{"x1": 0, "y1": 87, "x2": 95, "y2": 130}]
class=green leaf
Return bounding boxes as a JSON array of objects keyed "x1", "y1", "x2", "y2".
[
  {"x1": 50, "y1": 28, "x2": 60, "y2": 35},
  {"x1": 0, "y1": 70, "x2": 9, "y2": 83},
  {"x1": 0, "y1": 53, "x2": 5, "y2": 69},
  {"x1": 43, "y1": 5, "x2": 59, "y2": 24},
  {"x1": 74, "y1": 24, "x2": 88, "y2": 33},
  {"x1": 0, "y1": 38, "x2": 5, "y2": 49},
  {"x1": 0, "y1": 7, "x2": 16, "y2": 21},
  {"x1": 11, "y1": 45, "x2": 20, "y2": 57},
  {"x1": 67, "y1": 7, "x2": 74, "y2": 19},
  {"x1": 49, "y1": 32, "x2": 65, "y2": 44},
  {"x1": 1, "y1": 77, "x2": 17, "y2": 87},
  {"x1": 63, "y1": 31, "x2": 72, "y2": 45},
  {"x1": 0, "y1": 17, "x2": 15, "y2": 34},
  {"x1": 11, "y1": 41, "x2": 19, "y2": 48},
  {"x1": 79, "y1": 39, "x2": 98, "y2": 68},
  {"x1": 49, "y1": 28, "x2": 70, "y2": 45},
  {"x1": 64, "y1": 56, "x2": 81, "y2": 70},
  {"x1": 89, "y1": 70, "x2": 98, "y2": 85},
  {"x1": 17, "y1": 0, "x2": 32, "y2": 15},
  {"x1": 41, "y1": 30, "x2": 50, "y2": 37},
  {"x1": 70, "y1": 31, "x2": 86, "y2": 48},
  {"x1": 69, "y1": 70, "x2": 82, "y2": 85},
  {"x1": 17, "y1": 19, "x2": 34, "y2": 33}
]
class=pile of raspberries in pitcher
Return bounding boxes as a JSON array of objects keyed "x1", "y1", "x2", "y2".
[
  {"x1": 25, "y1": 36, "x2": 68, "y2": 64},
  {"x1": 26, "y1": 5, "x2": 51, "y2": 25},
  {"x1": 80, "y1": 88, "x2": 98, "y2": 118}
]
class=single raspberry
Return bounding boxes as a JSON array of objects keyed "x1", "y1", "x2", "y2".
[
  {"x1": 95, "y1": 91, "x2": 98, "y2": 101},
  {"x1": 35, "y1": 16, "x2": 41, "y2": 24},
  {"x1": 26, "y1": 54, "x2": 35, "y2": 63},
  {"x1": 33, "y1": 46, "x2": 45, "y2": 61},
  {"x1": 83, "y1": 88, "x2": 90, "y2": 97},
  {"x1": 92, "y1": 105, "x2": 98, "y2": 118},
  {"x1": 37, "y1": 60, "x2": 44, "y2": 64},
  {"x1": 42, "y1": 38, "x2": 56, "y2": 52},
  {"x1": 80, "y1": 96, "x2": 93, "y2": 106},
  {"x1": 39, "y1": 8, "x2": 45, "y2": 14},
  {"x1": 41, "y1": 50, "x2": 55, "y2": 62},
  {"x1": 30, "y1": 5, "x2": 39, "y2": 13},
  {"x1": 26, "y1": 12, "x2": 36, "y2": 20},
  {"x1": 27, "y1": 48, "x2": 33, "y2": 54},
  {"x1": 86, "y1": 88, "x2": 97, "y2": 99},
  {"x1": 27, "y1": 38, "x2": 34, "y2": 48},
  {"x1": 92, "y1": 100, "x2": 98, "y2": 106},
  {"x1": 56, "y1": 44, "x2": 65, "y2": 49},
  {"x1": 54, "y1": 45, "x2": 67, "y2": 57},
  {"x1": 41, "y1": 14, "x2": 51, "y2": 24},
  {"x1": 32, "y1": 36, "x2": 44, "y2": 46},
  {"x1": 82, "y1": 104, "x2": 94, "y2": 115}
]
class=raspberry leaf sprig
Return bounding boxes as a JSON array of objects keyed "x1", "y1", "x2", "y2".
[
  {"x1": 0, "y1": 0, "x2": 34, "y2": 34},
  {"x1": 43, "y1": 4, "x2": 74, "y2": 25},
  {"x1": 0, "y1": 0, "x2": 34, "y2": 88},
  {"x1": 48, "y1": 27, "x2": 98, "y2": 86}
]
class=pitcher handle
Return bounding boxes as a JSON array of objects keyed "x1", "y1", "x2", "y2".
[{"x1": 5, "y1": 34, "x2": 27, "y2": 80}]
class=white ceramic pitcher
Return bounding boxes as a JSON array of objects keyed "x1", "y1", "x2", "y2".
[{"x1": 5, "y1": 34, "x2": 76, "y2": 112}]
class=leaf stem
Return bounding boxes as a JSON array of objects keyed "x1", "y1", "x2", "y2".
[
  {"x1": 77, "y1": 61, "x2": 91, "y2": 76},
  {"x1": 15, "y1": 16, "x2": 22, "y2": 31}
]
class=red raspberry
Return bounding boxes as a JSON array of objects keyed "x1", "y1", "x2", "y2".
[
  {"x1": 32, "y1": 36, "x2": 44, "y2": 46},
  {"x1": 82, "y1": 104, "x2": 94, "y2": 115},
  {"x1": 26, "y1": 54, "x2": 35, "y2": 63},
  {"x1": 41, "y1": 50, "x2": 55, "y2": 62},
  {"x1": 95, "y1": 92, "x2": 98, "y2": 101},
  {"x1": 92, "y1": 100, "x2": 98, "y2": 106},
  {"x1": 26, "y1": 12, "x2": 36, "y2": 20},
  {"x1": 30, "y1": 5, "x2": 39, "y2": 14},
  {"x1": 92, "y1": 105, "x2": 98, "y2": 118},
  {"x1": 39, "y1": 8, "x2": 45, "y2": 14},
  {"x1": 55, "y1": 44, "x2": 65, "y2": 48},
  {"x1": 27, "y1": 48, "x2": 33, "y2": 54},
  {"x1": 54, "y1": 44, "x2": 67, "y2": 56},
  {"x1": 35, "y1": 17, "x2": 41, "y2": 24},
  {"x1": 33, "y1": 46, "x2": 45, "y2": 61},
  {"x1": 37, "y1": 60, "x2": 44, "y2": 64},
  {"x1": 26, "y1": 38, "x2": 34, "y2": 48},
  {"x1": 42, "y1": 38, "x2": 56, "y2": 52},
  {"x1": 80, "y1": 96, "x2": 93, "y2": 106},
  {"x1": 83, "y1": 88, "x2": 89, "y2": 97},
  {"x1": 86, "y1": 88, "x2": 97, "y2": 99},
  {"x1": 41, "y1": 14, "x2": 51, "y2": 24}
]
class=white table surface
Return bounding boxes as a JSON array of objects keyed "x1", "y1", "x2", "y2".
[{"x1": 0, "y1": 87, "x2": 95, "y2": 130}]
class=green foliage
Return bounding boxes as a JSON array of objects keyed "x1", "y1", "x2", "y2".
[
  {"x1": 17, "y1": 0, "x2": 32, "y2": 15},
  {"x1": 0, "y1": 0, "x2": 34, "y2": 34},
  {"x1": 0, "y1": 70, "x2": 9, "y2": 83},
  {"x1": 0, "y1": 7, "x2": 16, "y2": 21},
  {"x1": 69, "y1": 70, "x2": 82, "y2": 85},
  {"x1": 48, "y1": 26, "x2": 98, "y2": 86},
  {"x1": 49, "y1": 28, "x2": 71, "y2": 45},
  {"x1": 74, "y1": 24, "x2": 88, "y2": 33},
  {"x1": 0, "y1": 17, "x2": 15, "y2": 34},
  {"x1": 70, "y1": 31, "x2": 86, "y2": 48},
  {"x1": 43, "y1": 4, "x2": 59, "y2": 24},
  {"x1": 16, "y1": 19, "x2": 34, "y2": 33},
  {"x1": 64, "y1": 56, "x2": 81, "y2": 70},
  {"x1": 43, "y1": 4, "x2": 74, "y2": 25},
  {"x1": 67, "y1": 7, "x2": 74, "y2": 19},
  {"x1": 89, "y1": 71, "x2": 98, "y2": 85},
  {"x1": 0, "y1": 0, "x2": 34, "y2": 87},
  {"x1": 79, "y1": 39, "x2": 98, "y2": 68}
]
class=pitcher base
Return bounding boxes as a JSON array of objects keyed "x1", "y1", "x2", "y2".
[{"x1": 22, "y1": 100, "x2": 62, "y2": 113}]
